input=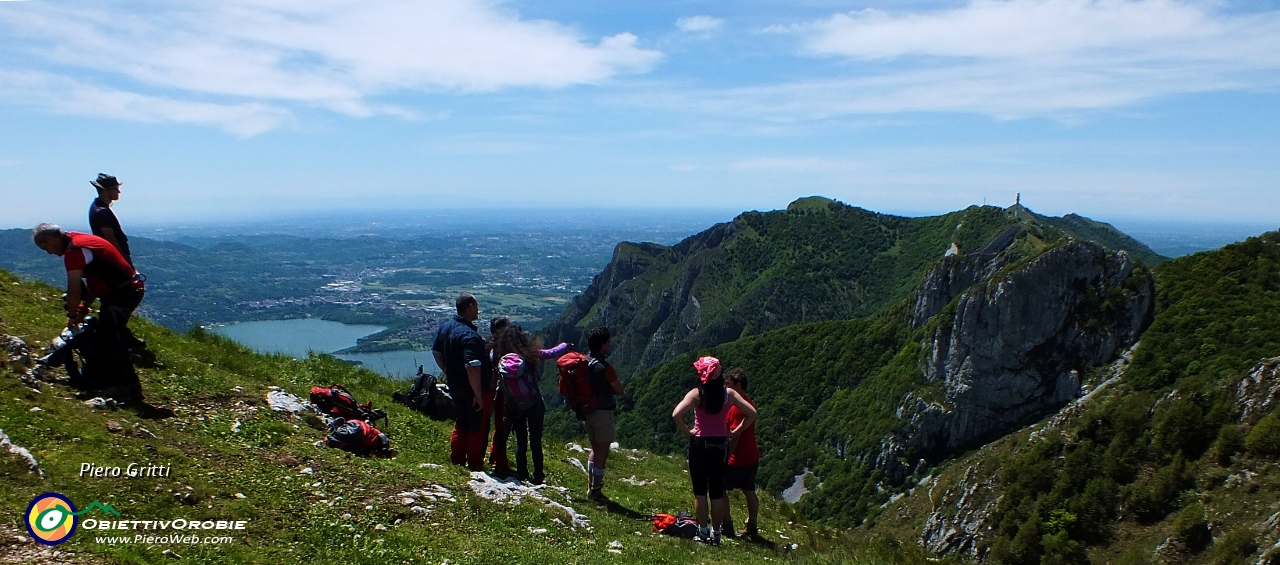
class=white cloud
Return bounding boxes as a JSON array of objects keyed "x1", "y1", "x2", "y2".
[
  {"x1": 737, "y1": 0, "x2": 1280, "y2": 118},
  {"x1": 0, "y1": 70, "x2": 294, "y2": 136},
  {"x1": 676, "y1": 15, "x2": 723, "y2": 33},
  {"x1": 0, "y1": 0, "x2": 661, "y2": 133},
  {"x1": 799, "y1": 0, "x2": 1233, "y2": 59}
]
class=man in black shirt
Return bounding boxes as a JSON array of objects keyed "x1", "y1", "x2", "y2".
[
  {"x1": 89, "y1": 173, "x2": 132, "y2": 266},
  {"x1": 432, "y1": 293, "x2": 492, "y2": 471},
  {"x1": 89, "y1": 173, "x2": 146, "y2": 352}
]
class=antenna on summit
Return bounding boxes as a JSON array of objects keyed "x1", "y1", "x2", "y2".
[{"x1": 1015, "y1": 193, "x2": 1021, "y2": 206}]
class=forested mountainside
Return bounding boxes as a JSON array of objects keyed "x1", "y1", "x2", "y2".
[
  {"x1": 614, "y1": 213, "x2": 1158, "y2": 530},
  {"x1": 873, "y1": 232, "x2": 1280, "y2": 565},
  {"x1": 543, "y1": 197, "x2": 1165, "y2": 377}
]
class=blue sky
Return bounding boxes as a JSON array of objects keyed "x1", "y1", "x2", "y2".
[{"x1": 1, "y1": 0, "x2": 1279, "y2": 229}]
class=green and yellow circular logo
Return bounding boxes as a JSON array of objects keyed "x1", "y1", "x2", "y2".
[{"x1": 26, "y1": 493, "x2": 77, "y2": 546}]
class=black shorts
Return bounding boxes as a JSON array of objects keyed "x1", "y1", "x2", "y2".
[
  {"x1": 688, "y1": 436, "x2": 729, "y2": 499},
  {"x1": 723, "y1": 464, "x2": 758, "y2": 492}
]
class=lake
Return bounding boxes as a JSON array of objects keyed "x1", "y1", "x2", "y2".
[{"x1": 208, "y1": 319, "x2": 434, "y2": 379}]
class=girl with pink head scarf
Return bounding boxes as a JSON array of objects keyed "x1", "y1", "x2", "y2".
[{"x1": 671, "y1": 356, "x2": 758, "y2": 545}]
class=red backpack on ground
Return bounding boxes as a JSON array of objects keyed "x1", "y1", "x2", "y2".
[
  {"x1": 325, "y1": 417, "x2": 391, "y2": 457},
  {"x1": 652, "y1": 513, "x2": 699, "y2": 538},
  {"x1": 556, "y1": 352, "x2": 596, "y2": 420},
  {"x1": 310, "y1": 384, "x2": 388, "y2": 429}
]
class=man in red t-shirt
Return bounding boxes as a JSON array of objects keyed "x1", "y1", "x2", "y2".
[
  {"x1": 33, "y1": 223, "x2": 146, "y2": 402},
  {"x1": 724, "y1": 367, "x2": 761, "y2": 539}
]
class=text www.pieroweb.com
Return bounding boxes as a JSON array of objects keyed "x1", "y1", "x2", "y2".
[{"x1": 93, "y1": 534, "x2": 235, "y2": 545}]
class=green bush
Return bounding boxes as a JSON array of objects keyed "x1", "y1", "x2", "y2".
[
  {"x1": 1213, "y1": 424, "x2": 1247, "y2": 466},
  {"x1": 1128, "y1": 454, "x2": 1192, "y2": 524},
  {"x1": 1172, "y1": 502, "x2": 1211, "y2": 552},
  {"x1": 1210, "y1": 526, "x2": 1259, "y2": 565},
  {"x1": 989, "y1": 512, "x2": 1043, "y2": 565},
  {"x1": 1246, "y1": 413, "x2": 1280, "y2": 457},
  {"x1": 1040, "y1": 530, "x2": 1089, "y2": 565},
  {"x1": 1154, "y1": 397, "x2": 1216, "y2": 459}
]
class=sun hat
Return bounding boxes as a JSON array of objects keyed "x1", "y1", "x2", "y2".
[{"x1": 90, "y1": 173, "x2": 120, "y2": 191}]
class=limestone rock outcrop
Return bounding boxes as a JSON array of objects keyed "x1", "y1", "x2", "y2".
[
  {"x1": 1237, "y1": 357, "x2": 1280, "y2": 423},
  {"x1": 879, "y1": 240, "x2": 1155, "y2": 480}
]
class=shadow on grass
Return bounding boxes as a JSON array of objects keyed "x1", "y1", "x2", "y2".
[
  {"x1": 598, "y1": 498, "x2": 648, "y2": 521},
  {"x1": 133, "y1": 402, "x2": 175, "y2": 420},
  {"x1": 734, "y1": 533, "x2": 777, "y2": 550}
]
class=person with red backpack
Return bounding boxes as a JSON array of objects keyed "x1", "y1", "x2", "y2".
[
  {"x1": 722, "y1": 367, "x2": 761, "y2": 540},
  {"x1": 432, "y1": 293, "x2": 492, "y2": 471},
  {"x1": 671, "y1": 356, "x2": 757, "y2": 546},
  {"x1": 33, "y1": 223, "x2": 146, "y2": 403},
  {"x1": 583, "y1": 327, "x2": 622, "y2": 502},
  {"x1": 493, "y1": 325, "x2": 569, "y2": 483}
]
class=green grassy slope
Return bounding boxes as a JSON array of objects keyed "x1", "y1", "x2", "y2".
[
  {"x1": 872, "y1": 232, "x2": 1280, "y2": 565},
  {"x1": 0, "y1": 269, "x2": 953, "y2": 565},
  {"x1": 1010, "y1": 206, "x2": 1167, "y2": 267}
]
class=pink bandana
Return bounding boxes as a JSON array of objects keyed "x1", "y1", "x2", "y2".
[{"x1": 693, "y1": 356, "x2": 721, "y2": 384}]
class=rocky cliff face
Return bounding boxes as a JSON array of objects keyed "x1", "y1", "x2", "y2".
[
  {"x1": 898, "y1": 354, "x2": 1280, "y2": 561},
  {"x1": 1238, "y1": 357, "x2": 1280, "y2": 423},
  {"x1": 876, "y1": 240, "x2": 1155, "y2": 481},
  {"x1": 909, "y1": 225, "x2": 1020, "y2": 327},
  {"x1": 541, "y1": 231, "x2": 727, "y2": 371}
]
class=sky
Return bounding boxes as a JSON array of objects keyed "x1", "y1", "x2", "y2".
[{"x1": 1, "y1": 0, "x2": 1279, "y2": 230}]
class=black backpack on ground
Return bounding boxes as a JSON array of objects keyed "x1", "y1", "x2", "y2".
[
  {"x1": 325, "y1": 417, "x2": 392, "y2": 457},
  {"x1": 37, "y1": 318, "x2": 104, "y2": 390},
  {"x1": 393, "y1": 366, "x2": 455, "y2": 421}
]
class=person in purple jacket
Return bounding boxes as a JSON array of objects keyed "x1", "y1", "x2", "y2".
[{"x1": 493, "y1": 324, "x2": 569, "y2": 483}]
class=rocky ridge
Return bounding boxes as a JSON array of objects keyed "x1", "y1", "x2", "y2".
[
  {"x1": 874, "y1": 240, "x2": 1155, "y2": 481},
  {"x1": 893, "y1": 354, "x2": 1280, "y2": 562},
  {"x1": 546, "y1": 200, "x2": 1167, "y2": 378}
]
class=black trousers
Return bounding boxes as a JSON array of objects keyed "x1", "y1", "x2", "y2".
[
  {"x1": 511, "y1": 401, "x2": 546, "y2": 480},
  {"x1": 96, "y1": 287, "x2": 144, "y2": 392}
]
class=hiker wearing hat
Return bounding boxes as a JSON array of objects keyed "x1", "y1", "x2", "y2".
[
  {"x1": 671, "y1": 356, "x2": 757, "y2": 546},
  {"x1": 88, "y1": 173, "x2": 148, "y2": 352},
  {"x1": 88, "y1": 173, "x2": 132, "y2": 267},
  {"x1": 32, "y1": 223, "x2": 147, "y2": 403}
]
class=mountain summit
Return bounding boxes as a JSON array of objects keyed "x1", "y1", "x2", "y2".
[{"x1": 544, "y1": 197, "x2": 1164, "y2": 376}]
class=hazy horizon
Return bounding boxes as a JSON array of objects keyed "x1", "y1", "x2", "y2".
[{"x1": 4, "y1": 202, "x2": 1275, "y2": 259}]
